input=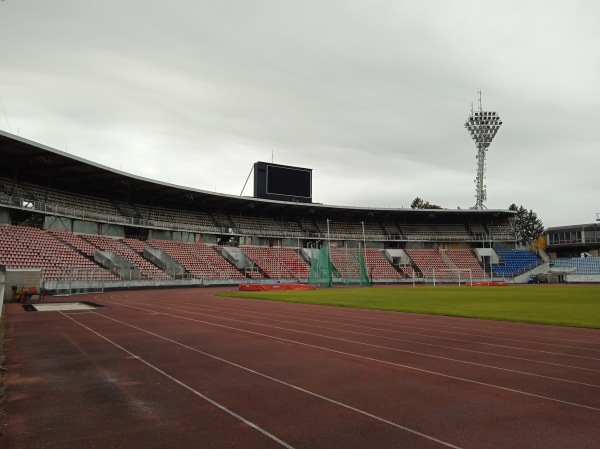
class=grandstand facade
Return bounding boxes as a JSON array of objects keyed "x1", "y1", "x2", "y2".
[{"x1": 3, "y1": 129, "x2": 575, "y2": 293}]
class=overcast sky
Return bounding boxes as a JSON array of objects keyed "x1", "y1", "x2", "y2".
[{"x1": 1, "y1": 1, "x2": 599, "y2": 227}]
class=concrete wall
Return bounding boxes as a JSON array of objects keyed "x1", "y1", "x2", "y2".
[
  {"x1": 0, "y1": 208, "x2": 10, "y2": 224},
  {"x1": 170, "y1": 231, "x2": 198, "y2": 242},
  {"x1": 222, "y1": 247, "x2": 253, "y2": 269},
  {"x1": 144, "y1": 247, "x2": 185, "y2": 277},
  {"x1": 385, "y1": 249, "x2": 410, "y2": 265},
  {"x1": 204, "y1": 234, "x2": 218, "y2": 244},
  {"x1": 282, "y1": 238, "x2": 302, "y2": 247},
  {"x1": 101, "y1": 224, "x2": 125, "y2": 237},
  {"x1": 565, "y1": 274, "x2": 600, "y2": 283},
  {"x1": 73, "y1": 220, "x2": 99, "y2": 234},
  {"x1": 149, "y1": 229, "x2": 172, "y2": 240},
  {"x1": 44, "y1": 215, "x2": 73, "y2": 231},
  {"x1": 474, "y1": 248, "x2": 500, "y2": 264},
  {"x1": 94, "y1": 251, "x2": 139, "y2": 279}
]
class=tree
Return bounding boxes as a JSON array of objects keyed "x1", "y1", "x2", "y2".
[
  {"x1": 410, "y1": 197, "x2": 442, "y2": 209},
  {"x1": 508, "y1": 203, "x2": 545, "y2": 244}
]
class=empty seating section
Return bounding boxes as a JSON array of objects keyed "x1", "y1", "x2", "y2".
[
  {"x1": 487, "y1": 223, "x2": 515, "y2": 240},
  {"x1": 231, "y1": 216, "x2": 281, "y2": 235},
  {"x1": 362, "y1": 248, "x2": 403, "y2": 279},
  {"x1": 135, "y1": 204, "x2": 220, "y2": 231},
  {"x1": 399, "y1": 224, "x2": 470, "y2": 240},
  {"x1": 0, "y1": 176, "x2": 125, "y2": 222},
  {"x1": 329, "y1": 247, "x2": 362, "y2": 278},
  {"x1": 398, "y1": 265, "x2": 416, "y2": 278},
  {"x1": 328, "y1": 247, "x2": 402, "y2": 279},
  {"x1": 283, "y1": 220, "x2": 303, "y2": 234},
  {"x1": 82, "y1": 235, "x2": 172, "y2": 280},
  {"x1": 0, "y1": 225, "x2": 116, "y2": 280},
  {"x1": 47, "y1": 228, "x2": 98, "y2": 256},
  {"x1": 123, "y1": 238, "x2": 147, "y2": 253},
  {"x1": 300, "y1": 219, "x2": 320, "y2": 234},
  {"x1": 493, "y1": 249, "x2": 540, "y2": 277},
  {"x1": 469, "y1": 223, "x2": 487, "y2": 236},
  {"x1": 383, "y1": 222, "x2": 400, "y2": 237},
  {"x1": 325, "y1": 222, "x2": 385, "y2": 239},
  {"x1": 241, "y1": 246, "x2": 309, "y2": 279},
  {"x1": 148, "y1": 240, "x2": 243, "y2": 279},
  {"x1": 0, "y1": 176, "x2": 520, "y2": 244},
  {"x1": 443, "y1": 249, "x2": 487, "y2": 278},
  {"x1": 244, "y1": 267, "x2": 264, "y2": 279},
  {"x1": 212, "y1": 212, "x2": 232, "y2": 229},
  {"x1": 314, "y1": 220, "x2": 329, "y2": 235},
  {"x1": 405, "y1": 249, "x2": 455, "y2": 278},
  {"x1": 549, "y1": 257, "x2": 600, "y2": 275}
]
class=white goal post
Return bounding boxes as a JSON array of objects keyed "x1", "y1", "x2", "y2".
[{"x1": 421, "y1": 268, "x2": 473, "y2": 286}]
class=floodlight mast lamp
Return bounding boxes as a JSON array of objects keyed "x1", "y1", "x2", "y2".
[{"x1": 464, "y1": 92, "x2": 502, "y2": 209}]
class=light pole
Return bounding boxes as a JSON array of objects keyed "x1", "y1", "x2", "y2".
[
  {"x1": 465, "y1": 92, "x2": 502, "y2": 209},
  {"x1": 361, "y1": 221, "x2": 366, "y2": 248}
]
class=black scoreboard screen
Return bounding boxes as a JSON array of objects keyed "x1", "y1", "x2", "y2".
[{"x1": 253, "y1": 162, "x2": 312, "y2": 203}]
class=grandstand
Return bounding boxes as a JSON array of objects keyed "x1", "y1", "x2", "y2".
[
  {"x1": 549, "y1": 257, "x2": 600, "y2": 276},
  {"x1": 492, "y1": 249, "x2": 541, "y2": 278},
  {"x1": 3, "y1": 129, "x2": 576, "y2": 292}
]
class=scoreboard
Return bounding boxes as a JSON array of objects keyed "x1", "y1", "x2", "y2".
[{"x1": 253, "y1": 162, "x2": 312, "y2": 203}]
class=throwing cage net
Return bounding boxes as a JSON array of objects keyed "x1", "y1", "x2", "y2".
[
  {"x1": 308, "y1": 246, "x2": 333, "y2": 288},
  {"x1": 335, "y1": 244, "x2": 370, "y2": 287},
  {"x1": 309, "y1": 244, "x2": 371, "y2": 288}
]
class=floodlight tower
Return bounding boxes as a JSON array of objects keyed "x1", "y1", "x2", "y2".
[{"x1": 464, "y1": 92, "x2": 502, "y2": 209}]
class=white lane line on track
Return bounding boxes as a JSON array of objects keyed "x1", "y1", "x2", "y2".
[
  {"x1": 101, "y1": 298, "x2": 600, "y2": 412},
  {"x1": 205, "y1": 297, "x2": 600, "y2": 351},
  {"x1": 156, "y1": 299, "x2": 600, "y2": 374},
  {"x1": 125, "y1": 297, "x2": 600, "y2": 361},
  {"x1": 108, "y1": 298, "x2": 600, "y2": 388},
  {"x1": 183, "y1": 290, "x2": 600, "y2": 339},
  {"x1": 59, "y1": 311, "x2": 296, "y2": 449},
  {"x1": 87, "y1": 310, "x2": 465, "y2": 449},
  {"x1": 213, "y1": 297, "x2": 600, "y2": 346}
]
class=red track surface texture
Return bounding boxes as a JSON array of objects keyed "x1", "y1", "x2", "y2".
[{"x1": 1, "y1": 287, "x2": 599, "y2": 449}]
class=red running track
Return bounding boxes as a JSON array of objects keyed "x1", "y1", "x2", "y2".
[{"x1": 1, "y1": 287, "x2": 599, "y2": 449}]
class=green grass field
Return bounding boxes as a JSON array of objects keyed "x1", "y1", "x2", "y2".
[{"x1": 216, "y1": 285, "x2": 600, "y2": 328}]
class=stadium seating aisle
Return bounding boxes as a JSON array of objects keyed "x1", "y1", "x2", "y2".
[
  {"x1": 47, "y1": 228, "x2": 98, "y2": 256},
  {"x1": 241, "y1": 246, "x2": 310, "y2": 279},
  {"x1": 443, "y1": 249, "x2": 488, "y2": 278},
  {"x1": 405, "y1": 249, "x2": 454, "y2": 278},
  {"x1": 82, "y1": 234, "x2": 172, "y2": 280},
  {"x1": 148, "y1": 240, "x2": 244, "y2": 280}
]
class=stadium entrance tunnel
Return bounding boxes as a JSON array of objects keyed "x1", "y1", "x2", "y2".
[{"x1": 22, "y1": 302, "x2": 106, "y2": 312}]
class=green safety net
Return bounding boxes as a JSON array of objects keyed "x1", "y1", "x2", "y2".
[
  {"x1": 339, "y1": 243, "x2": 370, "y2": 287},
  {"x1": 309, "y1": 244, "x2": 371, "y2": 287},
  {"x1": 308, "y1": 245, "x2": 333, "y2": 288}
]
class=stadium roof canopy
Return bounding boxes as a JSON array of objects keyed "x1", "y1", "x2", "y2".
[{"x1": 0, "y1": 130, "x2": 514, "y2": 220}]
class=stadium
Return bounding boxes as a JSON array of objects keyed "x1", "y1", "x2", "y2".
[
  {"x1": 1, "y1": 127, "x2": 600, "y2": 449},
  {"x1": 3, "y1": 125, "x2": 596, "y2": 296}
]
